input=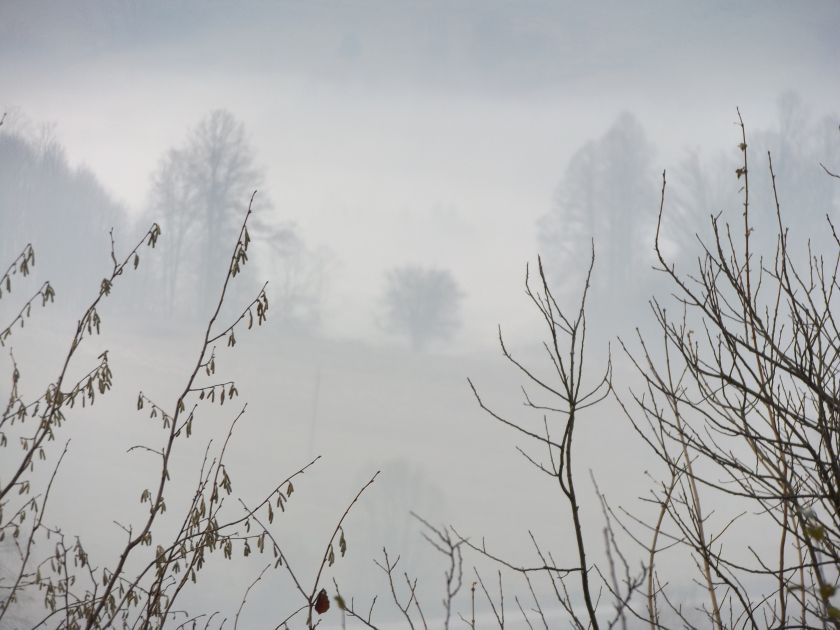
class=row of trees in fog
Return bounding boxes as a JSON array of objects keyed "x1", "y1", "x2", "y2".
[
  {"x1": 538, "y1": 92, "x2": 840, "y2": 317},
  {"x1": 142, "y1": 109, "x2": 465, "y2": 349},
  {"x1": 0, "y1": 116, "x2": 122, "y2": 312},
  {"x1": 142, "y1": 93, "x2": 839, "y2": 343},
  {"x1": 142, "y1": 110, "x2": 468, "y2": 349},
  {"x1": 0, "y1": 110, "x2": 464, "y2": 349},
  {"x1": 2, "y1": 93, "x2": 837, "y2": 350}
]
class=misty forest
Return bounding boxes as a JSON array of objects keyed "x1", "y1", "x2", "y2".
[{"x1": 2, "y1": 2, "x2": 840, "y2": 629}]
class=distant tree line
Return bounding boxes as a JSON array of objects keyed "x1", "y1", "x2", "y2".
[
  {"x1": 0, "y1": 115, "x2": 126, "y2": 313},
  {"x1": 4, "y1": 92, "x2": 835, "y2": 352},
  {"x1": 538, "y1": 92, "x2": 840, "y2": 324}
]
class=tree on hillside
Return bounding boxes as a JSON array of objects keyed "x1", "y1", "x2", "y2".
[
  {"x1": 145, "y1": 110, "x2": 259, "y2": 314},
  {"x1": 537, "y1": 112, "x2": 658, "y2": 304},
  {"x1": 146, "y1": 110, "x2": 325, "y2": 325},
  {"x1": 381, "y1": 265, "x2": 463, "y2": 351}
]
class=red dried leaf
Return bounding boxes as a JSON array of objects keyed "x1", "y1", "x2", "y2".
[{"x1": 314, "y1": 588, "x2": 330, "y2": 615}]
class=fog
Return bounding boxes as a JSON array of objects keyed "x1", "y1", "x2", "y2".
[{"x1": 2, "y1": 2, "x2": 840, "y2": 628}]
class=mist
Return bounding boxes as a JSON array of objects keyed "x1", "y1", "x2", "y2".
[{"x1": 2, "y1": 2, "x2": 840, "y2": 628}]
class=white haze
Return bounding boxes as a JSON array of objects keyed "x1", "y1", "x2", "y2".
[{"x1": 2, "y1": 2, "x2": 840, "y2": 628}]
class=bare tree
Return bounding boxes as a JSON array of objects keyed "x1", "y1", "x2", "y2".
[
  {"x1": 147, "y1": 110, "x2": 324, "y2": 327},
  {"x1": 464, "y1": 252, "x2": 630, "y2": 630},
  {"x1": 146, "y1": 110, "x2": 259, "y2": 315},
  {"x1": 615, "y1": 111, "x2": 840, "y2": 629}
]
